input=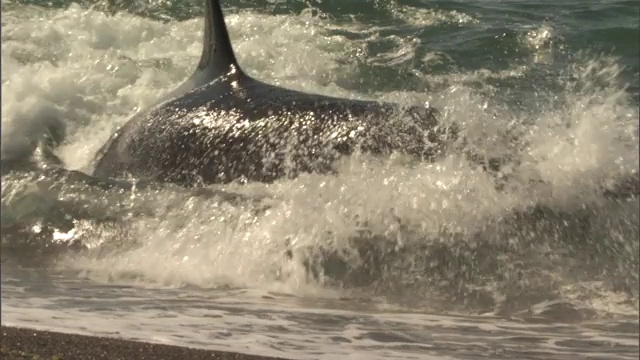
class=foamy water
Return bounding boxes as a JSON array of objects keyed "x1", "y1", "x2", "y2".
[
  {"x1": 3, "y1": 272, "x2": 639, "y2": 360},
  {"x1": 2, "y1": 2, "x2": 639, "y2": 359}
]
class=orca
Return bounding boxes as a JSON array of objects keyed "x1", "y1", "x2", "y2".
[{"x1": 91, "y1": 0, "x2": 459, "y2": 186}]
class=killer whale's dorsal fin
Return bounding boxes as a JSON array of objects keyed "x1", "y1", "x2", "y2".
[
  {"x1": 197, "y1": 0, "x2": 242, "y2": 80},
  {"x1": 169, "y1": 0, "x2": 243, "y2": 98}
]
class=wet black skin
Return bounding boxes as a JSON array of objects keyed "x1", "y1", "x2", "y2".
[
  {"x1": 92, "y1": 65, "x2": 454, "y2": 185},
  {"x1": 91, "y1": 0, "x2": 457, "y2": 186}
]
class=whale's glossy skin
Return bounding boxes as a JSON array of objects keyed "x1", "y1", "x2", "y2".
[
  {"x1": 92, "y1": 0, "x2": 455, "y2": 185},
  {"x1": 92, "y1": 67, "x2": 452, "y2": 184}
]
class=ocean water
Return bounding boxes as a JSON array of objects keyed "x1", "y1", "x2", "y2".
[{"x1": 1, "y1": 0, "x2": 639, "y2": 359}]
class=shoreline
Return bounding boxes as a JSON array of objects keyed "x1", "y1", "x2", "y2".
[{"x1": 1, "y1": 326, "x2": 290, "y2": 360}]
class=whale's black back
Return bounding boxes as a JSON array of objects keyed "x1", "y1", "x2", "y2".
[{"x1": 92, "y1": 0, "x2": 453, "y2": 185}]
